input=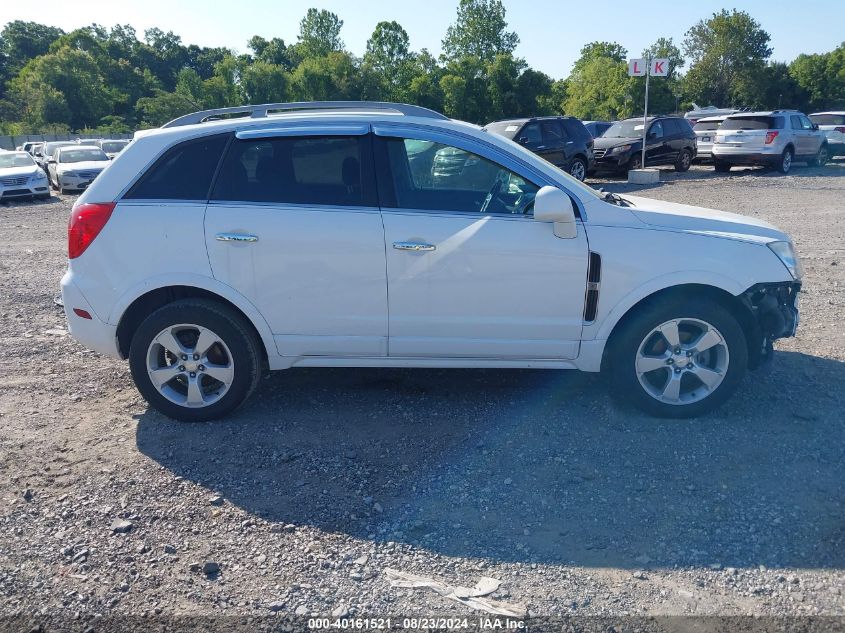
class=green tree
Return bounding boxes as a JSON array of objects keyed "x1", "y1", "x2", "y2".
[
  {"x1": 789, "y1": 43, "x2": 845, "y2": 110},
  {"x1": 573, "y1": 42, "x2": 627, "y2": 72},
  {"x1": 291, "y1": 51, "x2": 358, "y2": 101},
  {"x1": 682, "y1": 9, "x2": 772, "y2": 107},
  {"x1": 364, "y1": 21, "x2": 411, "y2": 100},
  {"x1": 241, "y1": 60, "x2": 290, "y2": 104},
  {"x1": 295, "y1": 9, "x2": 344, "y2": 60},
  {"x1": 564, "y1": 55, "x2": 630, "y2": 120},
  {"x1": 442, "y1": 0, "x2": 518, "y2": 63},
  {"x1": 0, "y1": 21, "x2": 64, "y2": 73},
  {"x1": 248, "y1": 36, "x2": 293, "y2": 70}
]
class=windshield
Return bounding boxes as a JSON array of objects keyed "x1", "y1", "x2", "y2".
[
  {"x1": 484, "y1": 121, "x2": 524, "y2": 140},
  {"x1": 809, "y1": 113, "x2": 845, "y2": 126},
  {"x1": 60, "y1": 148, "x2": 109, "y2": 163},
  {"x1": 44, "y1": 142, "x2": 75, "y2": 155},
  {"x1": 100, "y1": 141, "x2": 128, "y2": 153},
  {"x1": 603, "y1": 120, "x2": 646, "y2": 138},
  {"x1": 693, "y1": 120, "x2": 723, "y2": 131},
  {"x1": 0, "y1": 152, "x2": 36, "y2": 168}
]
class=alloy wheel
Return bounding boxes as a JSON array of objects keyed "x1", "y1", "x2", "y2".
[
  {"x1": 145, "y1": 324, "x2": 235, "y2": 408},
  {"x1": 635, "y1": 318, "x2": 730, "y2": 405}
]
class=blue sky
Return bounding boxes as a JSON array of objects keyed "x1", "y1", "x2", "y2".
[{"x1": 5, "y1": 0, "x2": 844, "y2": 78}]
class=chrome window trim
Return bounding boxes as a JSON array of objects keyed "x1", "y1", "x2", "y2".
[{"x1": 206, "y1": 200, "x2": 381, "y2": 215}]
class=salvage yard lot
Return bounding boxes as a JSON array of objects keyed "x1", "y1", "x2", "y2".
[{"x1": 0, "y1": 163, "x2": 843, "y2": 624}]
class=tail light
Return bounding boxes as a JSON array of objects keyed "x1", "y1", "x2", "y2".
[
  {"x1": 68, "y1": 202, "x2": 116, "y2": 259},
  {"x1": 834, "y1": 127, "x2": 845, "y2": 134},
  {"x1": 765, "y1": 131, "x2": 779, "y2": 144}
]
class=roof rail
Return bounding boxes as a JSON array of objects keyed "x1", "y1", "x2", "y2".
[{"x1": 162, "y1": 101, "x2": 449, "y2": 128}]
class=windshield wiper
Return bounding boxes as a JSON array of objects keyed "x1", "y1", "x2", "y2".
[{"x1": 595, "y1": 188, "x2": 632, "y2": 207}]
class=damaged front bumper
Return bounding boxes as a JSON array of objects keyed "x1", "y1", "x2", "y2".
[{"x1": 740, "y1": 281, "x2": 800, "y2": 368}]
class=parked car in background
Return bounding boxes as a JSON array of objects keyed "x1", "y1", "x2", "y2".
[
  {"x1": 593, "y1": 116, "x2": 696, "y2": 173},
  {"x1": 582, "y1": 120, "x2": 613, "y2": 138},
  {"x1": 685, "y1": 104, "x2": 741, "y2": 125},
  {"x1": 712, "y1": 110, "x2": 828, "y2": 174},
  {"x1": 809, "y1": 112, "x2": 845, "y2": 157},
  {"x1": 35, "y1": 141, "x2": 76, "y2": 171},
  {"x1": 692, "y1": 115, "x2": 726, "y2": 160},
  {"x1": 0, "y1": 151, "x2": 50, "y2": 200},
  {"x1": 61, "y1": 101, "x2": 801, "y2": 422},
  {"x1": 47, "y1": 145, "x2": 110, "y2": 193},
  {"x1": 484, "y1": 116, "x2": 595, "y2": 181},
  {"x1": 96, "y1": 139, "x2": 130, "y2": 159}
]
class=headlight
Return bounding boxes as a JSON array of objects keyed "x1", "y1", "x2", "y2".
[
  {"x1": 610, "y1": 144, "x2": 633, "y2": 155},
  {"x1": 31, "y1": 171, "x2": 47, "y2": 180},
  {"x1": 63, "y1": 171, "x2": 77, "y2": 178},
  {"x1": 768, "y1": 241, "x2": 802, "y2": 279}
]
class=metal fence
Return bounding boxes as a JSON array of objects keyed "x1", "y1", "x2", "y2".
[{"x1": 0, "y1": 132, "x2": 134, "y2": 151}]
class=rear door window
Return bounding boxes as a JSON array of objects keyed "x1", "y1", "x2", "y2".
[
  {"x1": 211, "y1": 135, "x2": 376, "y2": 207},
  {"x1": 693, "y1": 120, "x2": 722, "y2": 132},
  {"x1": 125, "y1": 134, "x2": 229, "y2": 200},
  {"x1": 722, "y1": 116, "x2": 780, "y2": 131},
  {"x1": 540, "y1": 120, "x2": 565, "y2": 144}
]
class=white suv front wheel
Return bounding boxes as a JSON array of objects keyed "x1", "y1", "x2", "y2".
[
  {"x1": 129, "y1": 299, "x2": 262, "y2": 421},
  {"x1": 609, "y1": 297, "x2": 748, "y2": 418}
]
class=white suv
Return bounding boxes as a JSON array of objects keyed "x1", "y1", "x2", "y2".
[
  {"x1": 712, "y1": 110, "x2": 829, "y2": 173},
  {"x1": 61, "y1": 101, "x2": 802, "y2": 421}
]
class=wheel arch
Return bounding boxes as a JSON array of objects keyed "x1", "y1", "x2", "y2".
[
  {"x1": 114, "y1": 279, "x2": 274, "y2": 366},
  {"x1": 599, "y1": 283, "x2": 761, "y2": 372}
]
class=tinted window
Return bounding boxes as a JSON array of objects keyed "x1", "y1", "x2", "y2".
[
  {"x1": 790, "y1": 115, "x2": 803, "y2": 130},
  {"x1": 562, "y1": 118, "x2": 590, "y2": 141},
  {"x1": 59, "y1": 148, "x2": 109, "y2": 163},
  {"x1": 126, "y1": 134, "x2": 228, "y2": 200},
  {"x1": 809, "y1": 113, "x2": 845, "y2": 126},
  {"x1": 722, "y1": 116, "x2": 782, "y2": 131},
  {"x1": 377, "y1": 136, "x2": 539, "y2": 215},
  {"x1": 541, "y1": 120, "x2": 565, "y2": 143},
  {"x1": 212, "y1": 135, "x2": 375, "y2": 207},
  {"x1": 648, "y1": 121, "x2": 664, "y2": 138},
  {"x1": 604, "y1": 120, "x2": 647, "y2": 137},
  {"x1": 519, "y1": 123, "x2": 542, "y2": 145},
  {"x1": 799, "y1": 115, "x2": 814, "y2": 130},
  {"x1": 693, "y1": 120, "x2": 722, "y2": 131}
]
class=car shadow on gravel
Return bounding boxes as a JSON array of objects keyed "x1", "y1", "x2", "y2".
[{"x1": 136, "y1": 350, "x2": 845, "y2": 570}]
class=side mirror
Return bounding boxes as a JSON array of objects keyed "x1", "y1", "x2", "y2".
[
  {"x1": 517, "y1": 136, "x2": 529, "y2": 145},
  {"x1": 812, "y1": 123, "x2": 819, "y2": 131},
  {"x1": 533, "y1": 186, "x2": 577, "y2": 238},
  {"x1": 647, "y1": 132, "x2": 658, "y2": 139},
  {"x1": 47, "y1": 158, "x2": 56, "y2": 163}
]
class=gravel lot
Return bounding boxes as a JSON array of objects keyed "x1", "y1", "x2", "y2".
[{"x1": 1, "y1": 161, "x2": 843, "y2": 630}]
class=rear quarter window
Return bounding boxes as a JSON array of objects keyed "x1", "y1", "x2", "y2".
[
  {"x1": 125, "y1": 134, "x2": 229, "y2": 200},
  {"x1": 693, "y1": 120, "x2": 722, "y2": 131}
]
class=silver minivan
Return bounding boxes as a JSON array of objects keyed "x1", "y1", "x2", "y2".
[{"x1": 712, "y1": 110, "x2": 829, "y2": 174}]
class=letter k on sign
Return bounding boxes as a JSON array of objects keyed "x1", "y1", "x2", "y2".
[{"x1": 650, "y1": 58, "x2": 670, "y2": 76}]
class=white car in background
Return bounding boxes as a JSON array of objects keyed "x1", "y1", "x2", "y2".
[
  {"x1": 809, "y1": 112, "x2": 845, "y2": 157},
  {"x1": 691, "y1": 115, "x2": 726, "y2": 160},
  {"x1": 47, "y1": 145, "x2": 111, "y2": 193},
  {"x1": 0, "y1": 151, "x2": 51, "y2": 200},
  {"x1": 96, "y1": 139, "x2": 130, "y2": 160},
  {"x1": 61, "y1": 101, "x2": 802, "y2": 422}
]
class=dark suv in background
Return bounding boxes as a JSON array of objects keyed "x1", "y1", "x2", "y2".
[
  {"x1": 592, "y1": 116, "x2": 696, "y2": 174},
  {"x1": 484, "y1": 116, "x2": 596, "y2": 181}
]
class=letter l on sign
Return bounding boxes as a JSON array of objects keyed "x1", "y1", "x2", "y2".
[{"x1": 628, "y1": 58, "x2": 646, "y2": 76}]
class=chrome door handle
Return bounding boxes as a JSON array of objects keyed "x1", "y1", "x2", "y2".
[
  {"x1": 393, "y1": 241, "x2": 436, "y2": 252},
  {"x1": 216, "y1": 233, "x2": 258, "y2": 243}
]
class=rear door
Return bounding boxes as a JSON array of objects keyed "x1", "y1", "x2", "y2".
[
  {"x1": 717, "y1": 116, "x2": 771, "y2": 150},
  {"x1": 205, "y1": 126, "x2": 388, "y2": 358}
]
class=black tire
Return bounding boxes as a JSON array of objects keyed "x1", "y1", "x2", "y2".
[
  {"x1": 714, "y1": 161, "x2": 731, "y2": 173},
  {"x1": 808, "y1": 144, "x2": 828, "y2": 167},
  {"x1": 568, "y1": 156, "x2": 587, "y2": 181},
  {"x1": 627, "y1": 154, "x2": 642, "y2": 171},
  {"x1": 675, "y1": 149, "x2": 692, "y2": 172},
  {"x1": 607, "y1": 296, "x2": 748, "y2": 418},
  {"x1": 776, "y1": 147, "x2": 793, "y2": 174},
  {"x1": 129, "y1": 299, "x2": 263, "y2": 422}
]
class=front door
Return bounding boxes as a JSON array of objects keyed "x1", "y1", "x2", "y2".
[
  {"x1": 374, "y1": 131, "x2": 589, "y2": 359},
  {"x1": 645, "y1": 120, "x2": 669, "y2": 165},
  {"x1": 205, "y1": 128, "x2": 388, "y2": 358}
]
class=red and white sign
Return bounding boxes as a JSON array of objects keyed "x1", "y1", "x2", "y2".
[
  {"x1": 628, "y1": 58, "x2": 646, "y2": 76},
  {"x1": 650, "y1": 58, "x2": 670, "y2": 76}
]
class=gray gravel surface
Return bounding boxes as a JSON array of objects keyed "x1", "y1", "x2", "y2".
[{"x1": 0, "y1": 162, "x2": 843, "y2": 628}]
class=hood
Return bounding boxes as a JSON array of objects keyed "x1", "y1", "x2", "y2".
[
  {"x1": 57, "y1": 160, "x2": 110, "y2": 173},
  {"x1": 623, "y1": 194, "x2": 788, "y2": 243},
  {"x1": 0, "y1": 165, "x2": 41, "y2": 179},
  {"x1": 594, "y1": 136, "x2": 640, "y2": 149}
]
